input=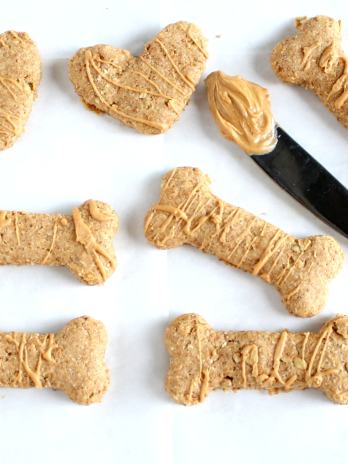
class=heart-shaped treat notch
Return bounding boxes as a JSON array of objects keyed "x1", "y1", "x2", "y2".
[
  {"x1": 69, "y1": 21, "x2": 208, "y2": 134},
  {"x1": 0, "y1": 31, "x2": 41, "y2": 151}
]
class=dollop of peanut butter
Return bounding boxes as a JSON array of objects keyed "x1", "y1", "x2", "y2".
[{"x1": 205, "y1": 71, "x2": 277, "y2": 155}]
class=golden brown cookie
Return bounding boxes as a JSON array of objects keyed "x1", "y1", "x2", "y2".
[
  {"x1": 0, "y1": 31, "x2": 41, "y2": 150},
  {"x1": 69, "y1": 21, "x2": 208, "y2": 134},
  {"x1": 271, "y1": 16, "x2": 348, "y2": 128},
  {"x1": 144, "y1": 167, "x2": 344, "y2": 317},
  {"x1": 0, "y1": 316, "x2": 109, "y2": 404},
  {"x1": 166, "y1": 313, "x2": 348, "y2": 405},
  {"x1": 0, "y1": 200, "x2": 118, "y2": 284}
]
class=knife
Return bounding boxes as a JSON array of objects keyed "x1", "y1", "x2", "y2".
[
  {"x1": 252, "y1": 126, "x2": 348, "y2": 238},
  {"x1": 205, "y1": 71, "x2": 348, "y2": 238}
]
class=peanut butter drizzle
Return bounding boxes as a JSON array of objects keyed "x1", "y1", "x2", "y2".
[
  {"x1": 241, "y1": 344, "x2": 259, "y2": 388},
  {"x1": 206, "y1": 71, "x2": 277, "y2": 155},
  {"x1": 139, "y1": 56, "x2": 186, "y2": 97},
  {"x1": 239, "y1": 326, "x2": 337, "y2": 393},
  {"x1": 226, "y1": 217, "x2": 257, "y2": 261},
  {"x1": 252, "y1": 230, "x2": 285, "y2": 276},
  {"x1": 148, "y1": 174, "x2": 291, "y2": 280},
  {"x1": 327, "y1": 57, "x2": 348, "y2": 109},
  {"x1": 132, "y1": 70, "x2": 163, "y2": 94},
  {"x1": 89, "y1": 53, "x2": 175, "y2": 101},
  {"x1": 154, "y1": 39, "x2": 195, "y2": 89},
  {"x1": 179, "y1": 23, "x2": 208, "y2": 59},
  {"x1": 14, "y1": 212, "x2": 20, "y2": 245},
  {"x1": 88, "y1": 200, "x2": 113, "y2": 222},
  {"x1": 301, "y1": 44, "x2": 319, "y2": 70},
  {"x1": 271, "y1": 331, "x2": 288, "y2": 384},
  {"x1": 319, "y1": 43, "x2": 337, "y2": 73},
  {"x1": 0, "y1": 77, "x2": 24, "y2": 145},
  {"x1": 306, "y1": 324, "x2": 333, "y2": 385},
  {"x1": 0, "y1": 211, "x2": 10, "y2": 230},
  {"x1": 219, "y1": 208, "x2": 241, "y2": 243},
  {"x1": 5, "y1": 332, "x2": 57, "y2": 388},
  {"x1": 152, "y1": 204, "x2": 188, "y2": 221},
  {"x1": 276, "y1": 240, "x2": 311, "y2": 287},
  {"x1": 301, "y1": 332, "x2": 309, "y2": 364},
  {"x1": 84, "y1": 51, "x2": 167, "y2": 131},
  {"x1": 199, "y1": 369, "x2": 210, "y2": 402},
  {"x1": 72, "y1": 207, "x2": 116, "y2": 280},
  {"x1": 42, "y1": 221, "x2": 58, "y2": 264}
]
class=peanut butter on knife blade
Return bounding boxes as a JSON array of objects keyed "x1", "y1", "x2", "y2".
[{"x1": 205, "y1": 71, "x2": 277, "y2": 154}]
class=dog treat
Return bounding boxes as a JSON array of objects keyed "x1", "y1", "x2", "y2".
[
  {"x1": 0, "y1": 316, "x2": 109, "y2": 404},
  {"x1": 0, "y1": 31, "x2": 41, "y2": 150},
  {"x1": 271, "y1": 16, "x2": 348, "y2": 128},
  {"x1": 0, "y1": 200, "x2": 118, "y2": 284},
  {"x1": 205, "y1": 71, "x2": 277, "y2": 154},
  {"x1": 69, "y1": 21, "x2": 208, "y2": 134},
  {"x1": 144, "y1": 167, "x2": 343, "y2": 317},
  {"x1": 166, "y1": 313, "x2": 348, "y2": 405}
]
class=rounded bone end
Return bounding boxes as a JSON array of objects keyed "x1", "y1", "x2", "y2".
[
  {"x1": 165, "y1": 314, "x2": 211, "y2": 405},
  {"x1": 283, "y1": 285, "x2": 328, "y2": 318},
  {"x1": 68, "y1": 201, "x2": 118, "y2": 285},
  {"x1": 54, "y1": 316, "x2": 110, "y2": 405},
  {"x1": 310, "y1": 236, "x2": 345, "y2": 279},
  {"x1": 144, "y1": 167, "x2": 210, "y2": 249},
  {"x1": 318, "y1": 315, "x2": 348, "y2": 404},
  {"x1": 282, "y1": 236, "x2": 344, "y2": 318}
]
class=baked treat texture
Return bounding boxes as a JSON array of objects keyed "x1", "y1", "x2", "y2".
[
  {"x1": 271, "y1": 16, "x2": 348, "y2": 128},
  {"x1": 166, "y1": 313, "x2": 348, "y2": 405},
  {"x1": 144, "y1": 167, "x2": 344, "y2": 317},
  {"x1": 0, "y1": 316, "x2": 109, "y2": 404},
  {"x1": 69, "y1": 21, "x2": 208, "y2": 134},
  {"x1": 0, "y1": 31, "x2": 41, "y2": 150},
  {"x1": 0, "y1": 200, "x2": 118, "y2": 284}
]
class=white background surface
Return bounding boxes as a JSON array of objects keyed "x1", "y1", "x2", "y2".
[{"x1": 0, "y1": 0, "x2": 347, "y2": 462}]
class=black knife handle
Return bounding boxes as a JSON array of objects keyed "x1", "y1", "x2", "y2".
[{"x1": 252, "y1": 127, "x2": 348, "y2": 238}]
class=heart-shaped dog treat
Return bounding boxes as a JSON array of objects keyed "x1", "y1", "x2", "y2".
[
  {"x1": 271, "y1": 16, "x2": 348, "y2": 128},
  {"x1": 0, "y1": 31, "x2": 41, "y2": 150},
  {"x1": 69, "y1": 21, "x2": 208, "y2": 134}
]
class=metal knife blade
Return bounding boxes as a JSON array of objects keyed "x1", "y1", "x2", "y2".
[{"x1": 251, "y1": 126, "x2": 348, "y2": 238}]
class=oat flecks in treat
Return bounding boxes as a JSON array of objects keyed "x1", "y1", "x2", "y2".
[
  {"x1": 271, "y1": 16, "x2": 348, "y2": 128},
  {"x1": 144, "y1": 167, "x2": 344, "y2": 317},
  {"x1": 0, "y1": 31, "x2": 41, "y2": 151},
  {"x1": 69, "y1": 21, "x2": 208, "y2": 134},
  {"x1": 0, "y1": 316, "x2": 109, "y2": 404},
  {"x1": 0, "y1": 200, "x2": 118, "y2": 284},
  {"x1": 166, "y1": 313, "x2": 348, "y2": 405},
  {"x1": 205, "y1": 71, "x2": 277, "y2": 154}
]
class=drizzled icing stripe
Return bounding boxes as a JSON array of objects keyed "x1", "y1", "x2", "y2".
[
  {"x1": 139, "y1": 56, "x2": 186, "y2": 96},
  {"x1": 84, "y1": 51, "x2": 167, "y2": 131},
  {"x1": 89, "y1": 53, "x2": 175, "y2": 100},
  {"x1": 252, "y1": 230, "x2": 285, "y2": 276},
  {"x1": 179, "y1": 23, "x2": 208, "y2": 59},
  {"x1": 42, "y1": 221, "x2": 58, "y2": 264},
  {"x1": 133, "y1": 70, "x2": 164, "y2": 94},
  {"x1": 5, "y1": 333, "x2": 57, "y2": 388},
  {"x1": 72, "y1": 207, "x2": 116, "y2": 280},
  {"x1": 14, "y1": 212, "x2": 20, "y2": 245},
  {"x1": 154, "y1": 38, "x2": 195, "y2": 90}
]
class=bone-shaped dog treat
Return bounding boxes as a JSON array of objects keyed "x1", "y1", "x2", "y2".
[
  {"x1": 166, "y1": 313, "x2": 348, "y2": 405},
  {"x1": 0, "y1": 200, "x2": 118, "y2": 284},
  {"x1": 144, "y1": 168, "x2": 343, "y2": 317},
  {"x1": 69, "y1": 21, "x2": 208, "y2": 134},
  {"x1": 0, "y1": 31, "x2": 41, "y2": 150},
  {"x1": 271, "y1": 16, "x2": 348, "y2": 128},
  {"x1": 0, "y1": 316, "x2": 109, "y2": 404}
]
